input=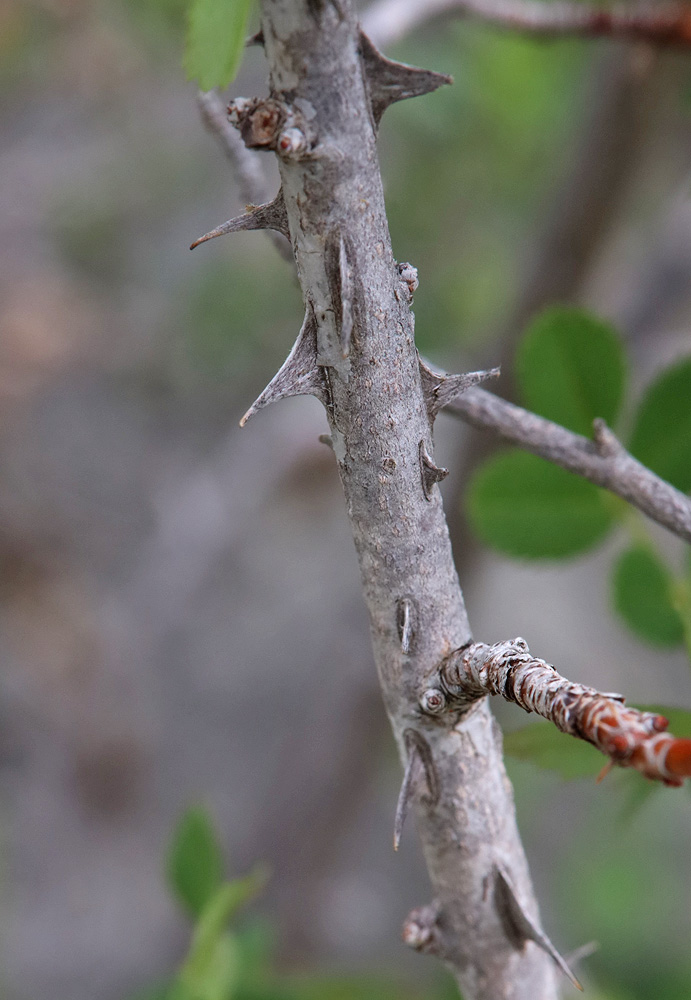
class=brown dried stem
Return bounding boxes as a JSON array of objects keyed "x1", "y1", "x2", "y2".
[
  {"x1": 438, "y1": 638, "x2": 691, "y2": 786},
  {"x1": 362, "y1": 0, "x2": 691, "y2": 49}
]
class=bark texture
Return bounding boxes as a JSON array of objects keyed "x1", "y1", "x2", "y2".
[{"x1": 249, "y1": 3, "x2": 560, "y2": 996}]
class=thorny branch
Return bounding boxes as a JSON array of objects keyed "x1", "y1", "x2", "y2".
[
  {"x1": 195, "y1": 89, "x2": 292, "y2": 260},
  {"x1": 442, "y1": 384, "x2": 691, "y2": 544},
  {"x1": 363, "y1": 0, "x2": 691, "y2": 49},
  {"x1": 436, "y1": 638, "x2": 691, "y2": 785},
  {"x1": 198, "y1": 3, "x2": 691, "y2": 997}
]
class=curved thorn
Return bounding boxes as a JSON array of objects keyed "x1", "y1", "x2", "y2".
[
  {"x1": 419, "y1": 355, "x2": 500, "y2": 421},
  {"x1": 359, "y1": 30, "x2": 452, "y2": 126},
  {"x1": 494, "y1": 864, "x2": 583, "y2": 991},
  {"x1": 190, "y1": 190, "x2": 289, "y2": 250},
  {"x1": 240, "y1": 310, "x2": 328, "y2": 426}
]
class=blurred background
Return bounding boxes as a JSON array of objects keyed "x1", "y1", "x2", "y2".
[{"x1": 2, "y1": 2, "x2": 691, "y2": 998}]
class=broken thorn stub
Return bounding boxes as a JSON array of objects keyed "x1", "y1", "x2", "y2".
[{"x1": 419, "y1": 440, "x2": 449, "y2": 500}]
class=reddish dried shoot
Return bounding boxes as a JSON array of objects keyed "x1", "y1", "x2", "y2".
[
  {"x1": 440, "y1": 639, "x2": 691, "y2": 785},
  {"x1": 440, "y1": 0, "x2": 691, "y2": 46}
]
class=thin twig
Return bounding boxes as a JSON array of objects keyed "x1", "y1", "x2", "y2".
[
  {"x1": 445, "y1": 386, "x2": 691, "y2": 544},
  {"x1": 439, "y1": 638, "x2": 691, "y2": 785},
  {"x1": 196, "y1": 90, "x2": 292, "y2": 261},
  {"x1": 362, "y1": 0, "x2": 691, "y2": 49}
]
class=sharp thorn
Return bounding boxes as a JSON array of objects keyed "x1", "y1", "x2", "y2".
[
  {"x1": 240, "y1": 309, "x2": 327, "y2": 426},
  {"x1": 190, "y1": 189, "x2": 289, "y2": 250},
  {"x1": 419, "y1": 440, "x2": 449, "y2": 501},
  {"x1": 592, "y1": 417, "x2": 621, "y2": 457},
  {"x1": 419, "y1": 356, "x2": 500, "y2": 421},
  {"x1": 393, "y1": 740, "x2": 417, "y2": 851},
  {"x1": 494, "y1": 865, "x2": 583, "y2": 991},
  {"x1": 359, "y1": 31, "x2": 452, "y2": 127},
  {"x1": 393, "y1": 730, "x2": 440, "y2": 851}
]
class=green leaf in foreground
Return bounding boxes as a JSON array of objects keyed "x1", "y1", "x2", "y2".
[
  {"x1": 504, "y1": 721, "x2": 603, "y2": 779},
  {"x1": 466, "y1": 450, "x2": 613, "y2": 559},
  {"x1": 178, "y1": 868, "x2": 268, "y2": 1000},
  {"x1": 516, "y1": 307, "x2": 626, "y2": 437},
  {"x1": 612, "y1": 546, "x2": 684, "y2": 647},
  {"x1": 184, "y1": 0, "x2": 254, "y2": 91},
  {"x1": 629, "y1": 356, "x2": 691, "y2": 494},
  {"x1": 166, "y1": 807, "x2": 224, "y2": 917}
]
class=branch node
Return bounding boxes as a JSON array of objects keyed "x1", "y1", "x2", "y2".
[
  {"x1": 228, "y1": 97, "x2": 314, "y2": 157},
  {"x1": 419, "y1": 440, "x2": 449, "y2": 500},
  {"x1": 358, "y1": 31, "x2": 452, "y2": 127},
  {"x1": 397, "y1": 261, "x2": 419, "y2": 298},
  {"x1": 402, "y1": 900, "x2": 443, "y2": 955},
  {"x1": 419, "y1": 687, "x2": 447, "y2": 715},
  {"x1": 419, "y1": 356, "x2": 500, "y2": 423},
  {"x1": 239, "y1": 309, "x2": 327, "y2": 425},
  {"x1": 592, "y1": 416, "x2": 622, "y2": 457},
  {"x1": 494, "y1": 864, "x2": 583, "y2": 990}
]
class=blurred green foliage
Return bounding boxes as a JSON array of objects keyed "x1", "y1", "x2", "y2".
[
  {"x1": 465, "y1": 308, "x2": 691, "y2": 655},
  {"x1": 515, "y1": 308, "x2": 626, "y2": 437},
  {"x1": 613, "y1": 547, "x2": 685, "y2": 647},
  {"x1": 130, "y1": 807, "x2": 456, "y2": 1000},
  {"x1": 468, "y1": 450, "x2": 613, "y2": 558},
  {"x1": 184, "y1": 0, "x2": 254, "y2": 90},
  {"x1": 629, "y1": 358, "x2": 691, "y2": 494}
]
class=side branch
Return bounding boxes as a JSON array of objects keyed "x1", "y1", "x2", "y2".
[
  {"x1": 438, "y1": 638, "x2": 691, "y2": 785},
  {"x1": 362, "y1": 0, "x2": 691, "y2": 49},
  {"x1": 445, "y1": 386, "x2": 691, "y2": 544}
]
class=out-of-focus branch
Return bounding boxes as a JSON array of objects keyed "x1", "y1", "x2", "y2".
[
  {"x1": 362, "y1": 0, "x2": 691, "y2": 49},
  {"x1": 436, "y1": 637, "x2": 691, "y2": 785},
  {"x1": 444, "y1": 385, "x2": 691, "y2": 544},
  {"x1": 196, "y1": 90, "x2": 292, "y2": 261}
]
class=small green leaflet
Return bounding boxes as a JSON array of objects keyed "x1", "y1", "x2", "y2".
[
  {"x1": 467, "y1": 450, "x2": 612, "y2": 559},
  {"x1": 515, "y1": 307, "x2": 626, "y2": 437},
  {"x1": 612, "y1": 546, "x2": 684, "y2": 647},
  {"x1": 503, "y1": 720, "x2": 603, "y2": 779},
  {"x1": 629, "y1": 357, "x2": 691, "y2": 494},
  {"x1": 504, "y1": 707, "x2": 691, "y2": 781},
  {"x1": 185, "y1": 0, "x2": 255, "y2": 91},
  {"x1": 166, "y1": 806, "x2": 225, "y2": 917}
]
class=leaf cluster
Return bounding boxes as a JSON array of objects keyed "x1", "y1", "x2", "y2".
[{"x1": 466, "y1": 307, "x2": 691, "y2": 652}]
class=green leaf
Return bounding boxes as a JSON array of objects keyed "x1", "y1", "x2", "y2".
[
  {"x1": 183, "y1": 868, "x2": 269, "y2": 984},
  {"x1": 178, "y1": 933, "x2": 240, "y2": 1000},
  {"x1": 184, "y1": 0, "x2": 254, "y2": 91},
  {"x1": 466, "y1": 450, "x2": 613, "y2": 559},
  {"x1": 516, "y1": 307, "x2": 626, "y2": 436},
  {"x1": 612, "y1": 546, "x2": 684, "y2": 647},
  {"x1": 503, "y1": 721, "x2": 604, "y2": 779},
  {"x1": 629, "y1": 356, "x2": 691, "y2": 493},
  {"x1": 166, "y1": 807, "x2": 224, "y2": 917}
]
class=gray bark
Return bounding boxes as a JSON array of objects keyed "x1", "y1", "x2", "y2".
[
  {"x1": 446, "y1": 389, "x2": 691, "y2": 544},
  {"x1": 248, "y1": 2, "x2": 560, "y2": 996}
]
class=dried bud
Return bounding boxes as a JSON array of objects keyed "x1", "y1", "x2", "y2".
[
  {"x1": 278, "y1": 127, "x2": 308, "y2": 158},
  {"x1": 398, "y1": 261, "x2": 419, "y2": 295},
  {"x1": 420, "y1": 688, "x2": 446, "y2": 715}
]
